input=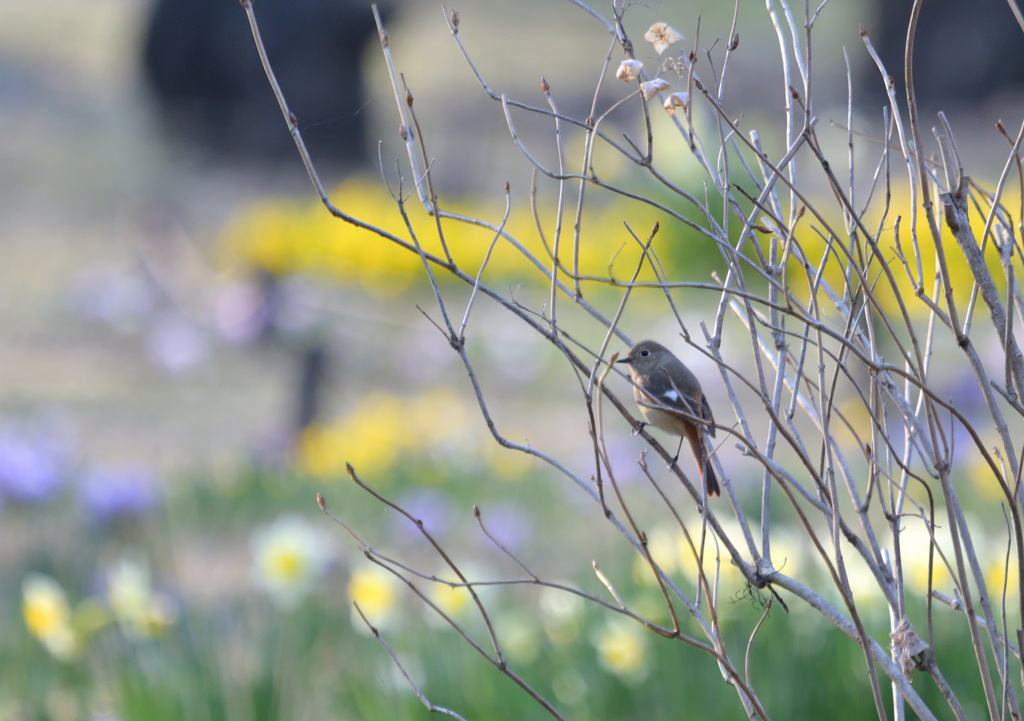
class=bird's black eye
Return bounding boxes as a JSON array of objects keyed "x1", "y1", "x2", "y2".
[{"x1": 640, "y1": 349, "x2": 650, "y2": 357}]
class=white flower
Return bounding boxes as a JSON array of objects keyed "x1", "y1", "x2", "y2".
[
  {"x1": 640, "y1": 78, "x2": 671, "y2": 100},
  {"x1": 663, "y1": 91, "x2": 690, "y2": 115},
  {"x1": 644, "y1": 22, "x2": 683, "y2": 55},
  {"x1": 106, "y1": 556, "x2": 178, "y2": 638},
  {"x1": 251, "y1": 514, "x2": 333, "y2": 609},
  {"x1": 615, "y1": 59, "x2": 644, "y2": 82}
]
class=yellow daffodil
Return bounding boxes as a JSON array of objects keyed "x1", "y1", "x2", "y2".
[{"x1": 22, "y1": 574, "x2": 78, "y2": 661}]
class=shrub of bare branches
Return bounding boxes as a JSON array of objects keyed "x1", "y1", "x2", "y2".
[{"x1": 239, "y1": 1, "x2": 1024, "y2": 719}]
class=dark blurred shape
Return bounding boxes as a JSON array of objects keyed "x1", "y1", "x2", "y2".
[
  {"x1": 864, "y1": 0, "x2": 1024, "y2": 111},
  {"x1": 294, "y1": 341, "x2": 330, "y2": 432},
  {"x1": 142, "y1": 0, "x2": 390, "y2": 165}
]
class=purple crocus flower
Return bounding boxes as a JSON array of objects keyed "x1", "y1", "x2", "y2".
[
  {"x1": 0, "y1": 430, "x2": 67, "y2": 504},
  {"x1": 78, "y1": 467, "x2": 159, "y2": 524}
]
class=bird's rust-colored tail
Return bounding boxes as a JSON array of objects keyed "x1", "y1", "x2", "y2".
[{"x1": 686, "y1": 427, "x2": 720, "y2": 497}]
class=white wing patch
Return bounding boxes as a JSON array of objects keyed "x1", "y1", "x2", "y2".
[{"x1": 661, "y1": 389, "x2": 680, "y2": 402}]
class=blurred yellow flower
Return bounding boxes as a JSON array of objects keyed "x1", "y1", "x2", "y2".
[
  {"x1": 22, "y1": 574, "x2": 78, "y2": 661},
  {"x1": 896, "y1": 514, "x2": 1018, "y2": 603},
  {"x1": 962, "y1": 518, "x2": 1019, "y2": 598},
  {"x1": 969, "y1": 454, "x2": 1008, "y2": 501},
  {"x1": 349, "y1": 563, "x2": 401, "y2": 633},
  {"x1": 899, "y1": 520, "x2": 954, "y2": 594},
  {"x1": 251, "y1": 514, "x2": 333, "y2": 609},
  {"x1": 218, "y1": 177, "x2": 671, "y2": 298},
  {"x1": 593, "y1": 619, "x2": 650, "y2": 681},
  {"x1": 843, "y1": 556, "x2": 887, "y2": 606},
  {"x1": 762, "y1": 526, "x2": 805, "y2": 580},
  {"x1": 633, "y1": 525, "x2": 682, "y2": 582},
  {"x1": 106, "y1": 557, "x2": 178, "y2": 638},
  {"x1": 299, "y1": 393, "x2": 404, "y2": 477},
  {"x1": 481, "y1": 427, "x2": 534, "y2": 481},
  {"x1": 634, "y1": 522, "x2": 745, "y2": 590},
  {"x1": 217, "y1": 183, "x2": 422, "y2": 297},
  {"x1": 428, "y1": 575, "x2": 474, "y2": 621},
  {"x1": 984, "y1": 552, "x2": 1018, "y2": 598},
  {"x1": 789, "y1": 191, "x2": 1009, "y2": 322},
  {"x1": 299, "y1": 388, "x2": 473, "y2": 478},
  {"x1": 833, "y1": 395, "x2": 875, "y2": 453}
]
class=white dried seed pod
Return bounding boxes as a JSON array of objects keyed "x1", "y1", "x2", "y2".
[
  {"x1": 663, "y1": 92, "x2": 690, "y2": 115},
  {"x1": 640, "y1": 77, "x2": 671, "y2": 100},
  {"x1": 615, "y1": 59, "x2": 644, "y2": 82}
]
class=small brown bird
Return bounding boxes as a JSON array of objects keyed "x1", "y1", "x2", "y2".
[{"x1": 617, "y1": 340, "x2": 720, "y2": 497}]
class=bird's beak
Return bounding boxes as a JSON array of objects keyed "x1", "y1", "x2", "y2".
[{"x1": 615, "y1": 357, "x2": 631, "y2": 365}]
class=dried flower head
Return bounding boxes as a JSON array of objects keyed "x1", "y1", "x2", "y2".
[
  {"x1": 640, "y1": 78, "x2": 671, "y2": 101},
  {"x1": 663, "y1": 91, "x2": 690, "y2": 115},
  {"x1": 615, "y1": 59, "x2": 644, "y2": 82},
  {"x1": 644, "y1": 22, "x2": 683, "y2": 55}
]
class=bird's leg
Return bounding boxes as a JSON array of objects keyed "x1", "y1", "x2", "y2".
[
  {"x1": 632, "y1": 421, "x2": 648, "y2": 437},
  {"x1": 669, "y1": 435, "x2": 685, "y2": 467}
]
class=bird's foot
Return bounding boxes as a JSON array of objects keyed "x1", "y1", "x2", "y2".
[{"x1": 632, "y1": 421, "x2": 648, "y2": 437}]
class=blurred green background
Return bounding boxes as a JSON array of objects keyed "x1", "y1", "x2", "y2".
[{"x1": 0, "y1": 0, "x2": 1019, "y2": 718}]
